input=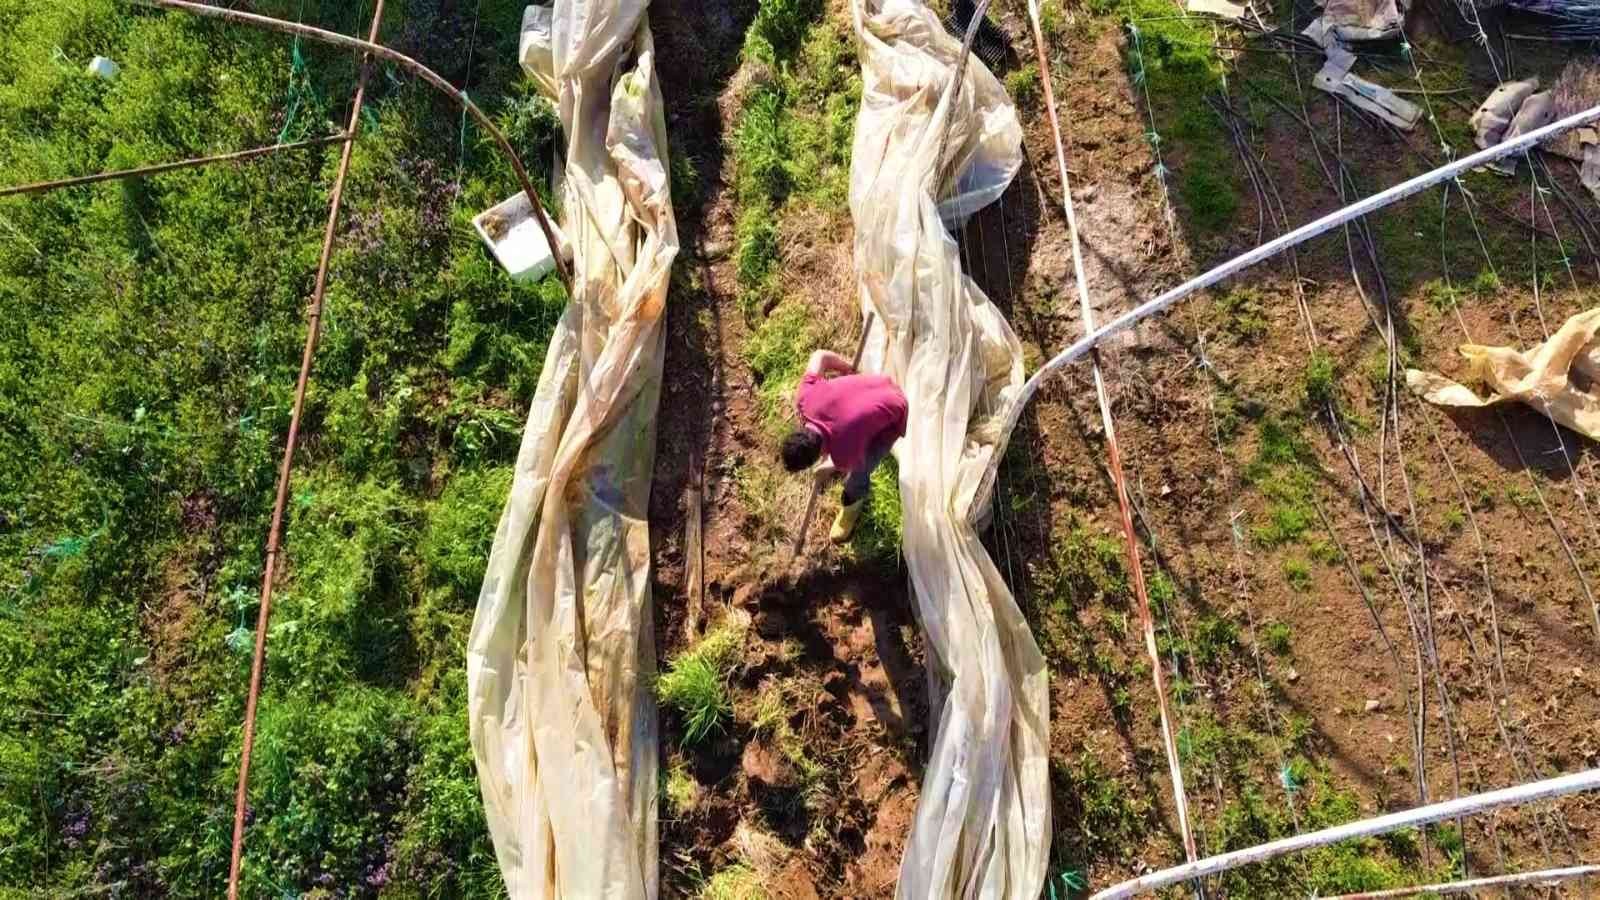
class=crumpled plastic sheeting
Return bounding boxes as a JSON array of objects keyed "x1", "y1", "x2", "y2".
[
  {"x1": 467, "y1": 2, "x2": 677, "y2": 897},
  {"x1": 1471, "y1": 78, "x2": 1539, "y2": 149},
  {"x1": 1301, "y1": 19, "x2": 1419, "y2": 130},
  {"x1": 1407, "y1": 308, "x2": 1600, "y2": 441},
  {"x1": 1317, "y1": 0, "x2": 1407, "y2": 41},
  {"x1": 849, "y1": 1, "x2": 1050, "y2": 896}
]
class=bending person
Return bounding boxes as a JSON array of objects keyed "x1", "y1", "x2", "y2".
[{"x1": 780, "y1": 347, "x2": 908, "y2": 543}]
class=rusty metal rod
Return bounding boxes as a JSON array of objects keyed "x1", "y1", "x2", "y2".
[
  {"x1": 140, "y1": 0, "x2": 571, "y2": 291},
  {"x1": 1023, "y1": 0, "x2": 1200, "y2": 870},
  {"x1": 0, "y1": 134, "x2": 347, "y2": 198},
  {"x1": 225, "y1": 3, "x2": 385, "y2": 897}
]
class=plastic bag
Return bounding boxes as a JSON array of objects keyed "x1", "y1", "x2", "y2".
[
  {"x1": 849, "y1": 1, "x2": 1050, "y2": 896},
  {"x1": 1407, "y1": 307, "x2": 1600, "y2": 441},
  {"x1": 467, "y1": 2, "x2": 677, "y2": 897},
  {"x1": 1471, "y1": 79, "x2": 1539, "y2": 150}
]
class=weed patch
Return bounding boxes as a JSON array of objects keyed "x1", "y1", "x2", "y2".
[
  {"x1": 0, "y1": 4, "x2": 559, "y2": 892},
  {"x1": 659, "y1": 615, "x2": 749, "y2": 746}
]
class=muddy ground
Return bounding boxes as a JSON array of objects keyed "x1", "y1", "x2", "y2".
[{"x1": 644, "y1": 0, "x2": 1600, "y2": 896}]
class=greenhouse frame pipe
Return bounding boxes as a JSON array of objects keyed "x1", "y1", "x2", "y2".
[
  {"x1": 0, "y1": 134, "x2": 347, "y2": 197},
  {"x1": 976, "y1": 100, "x2": 1600, "y2": 505},
  {"x1": 1090, "y1": 768, "x2": 1600, "y2": 899},
  {"x1": 1321, "y1": 863, "x2": 1600, "y2": 899},
  {"x1": 140, "y1": 0, "x2": 572, "y2": 291}
]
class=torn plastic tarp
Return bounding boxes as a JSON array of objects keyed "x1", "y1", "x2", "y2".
[
  {"x1": 1301, "y1": 19, "x2": 1420, "y2": 130},
  {"x1": 849, "y1": 1, "x2": 1050, "y2": 896},
  {"x1": 1316, "y1": 0, "x2": 1407, "y2": 41},
  {"x1": 467, "y1": 1, "x2": 677, "y2": 897},
  {"x1": 1471, "y1": 78, "x2": 1539, "y2": 149},
  {"x1": 1407, "y1": 307, "x2": 1600, "y2": 441},
  {"x1": 1312, "y1": 46, "x2": 1422, "y2": 130}
]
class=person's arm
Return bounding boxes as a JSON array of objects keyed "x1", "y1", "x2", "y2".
[{"x1": 805, "y1": 349, "x2": 855, "y2": 377}]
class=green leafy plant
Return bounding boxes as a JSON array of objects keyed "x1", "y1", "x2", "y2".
[
  {"x1": 1006, "y1": 64, "x2": 1042, "y2": 108},
  {"x1": 658, "y1": 616, "x2": 748, "y2": 745}
]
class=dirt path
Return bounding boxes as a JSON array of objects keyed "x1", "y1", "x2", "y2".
[{"x1": 647, "y1": 2, "x2": 927, "y2": 895}]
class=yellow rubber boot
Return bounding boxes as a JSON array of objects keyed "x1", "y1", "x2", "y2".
[{"x1": 830, "y1": 496, "x2": 866, "y2": 544}]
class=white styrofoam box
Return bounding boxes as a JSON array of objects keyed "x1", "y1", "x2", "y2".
[
  {"x1": 87, "y1": 56, "x2": 120, "y2": 81},
  {"x1": 472, "y1": 190, "x2": 568, "y2": 283}
]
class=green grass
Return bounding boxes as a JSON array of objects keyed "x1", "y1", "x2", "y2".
[
  {"x1": 744, "y1": 301, "x2": 818, "y2": 435},
  {"x1": 1006, "y1": 64, "x2": 1041, "y2": 109},
  {"x1": 699, "y1": 863, "x2": 769, "y2": 900},
  {"x1": 1049, "y1": 752, "x2": 1151, "y2": 876},
  {"x1": 1037, "y1": 0, "x2": 1067, "y2": 41},
  {"x1": 852, "y1": 457, "x2": 904, "y2": 564},
  {"x1": 1263, "y1": 621, "x2": 1293, "y2": 655},
  {"x1": 658, "y1": 616, "x2": 748, "y2": 745},
  {"x1": 663, "y1": 756, "x2": 700, "y2": 816},
  {"x1": 1215, "y1": 287, "x2": 1268, "y2": 343},
  {"x1": 1303, "y1": 350, "x2": 1336, "y2": 408},
  {"x1": 0, "y1": 2, "x2": 560, "y2": 893},
  {"x1": 1106, "y1": 0, "x2": 1239, "y2": 236},
  {"x1": 1282, "y1": 557, "x2": 1312, "y2": 591},
  {"x1": 731, "y1": 3, "x2": 856, "y2": 319}
]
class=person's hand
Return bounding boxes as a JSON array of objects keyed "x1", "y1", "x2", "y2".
[{"x1": 812, "y1": 461, "x2": 840, "y2": 485}]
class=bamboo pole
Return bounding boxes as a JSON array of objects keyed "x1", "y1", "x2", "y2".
[{"x1": 1023, "y1": 0, "x2": 1200, "y2": 870}]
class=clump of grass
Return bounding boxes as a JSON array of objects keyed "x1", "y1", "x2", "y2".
[
  {"x1": 1215, "y1": 287, "x2": 1268, "y2": 343},
  {"x1": 1307, "y1": 536, "x2": 1341, "y2": 564},
  {"x1": 699, "y1": 863, "x2": 769, "y2": 900},
  {"x1": 749, "y1": 678, "x2": 823, "y2": 777},
  {"x1": 735, "y1": 90, "x2": 791, "y2": 204},
  {"x1": 1469, "y1": 267, "x2": 1501, "y2": 296},
  {"x1": 1005, "y1": 64, "x2": 1041, "y2": 108},
  {"x1": 1282, "y1": 557, "x2": 1312, "y2": 591},
  {"x1": 1442, "y1": 506, "x2": 1465, "y2": 530},
  {"x1": 1049, "y1": 752, "x2": 1150, "y2": 871},
  {"x1": 658, "y1": 615, "x2": 749, "y2": 746},
  {"x1": 1191, "y1": 614, "x2": 1239, "y2": 665},
  {"x1": 1251, "y1": 473, "x2": 1314, "y2": 547},
  {"x1": 1263, "y1": 621, "x2": 1293, "y2": 656},
  {"x1": 1103, "y1": 0, "x2": 1238, "y2": 233},
  {"x1": 743, "y1": 301, "x2": 819, "y2": 435},
  {"x1": 1303, "y1": 350, "x2": 1336, "y2": 408},
  {"x1": 671, "y1": 151, "x2": 702, "y2": 208},
  {"x1": 746, "y1": 0, "x2": 824, "y2": 64},
  {"x1": 663, "y1": 756, "x2": 700, "y2": 816},
  {"x1": 734, "y1": 209, "x2": 782, "y2": 318},
  {"x1": 1505, "y1": 484, "x2": 1535, "y2": 509},
  {"x1": 1037, "y1": 0, "x2": 1067, "y2": 40},
  {"x1": 1421, "y1": 278, "x2": 1461, "y2": 313},
  {"x1": 851, "y1": 457, "x2": 903, "y2": 564}
]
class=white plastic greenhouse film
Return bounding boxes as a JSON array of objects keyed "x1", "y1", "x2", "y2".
[
  {"x1": 849, "y1": 1, "x2": 1051, "y2": 897},
  {"x1": 466, "y1": 1, "x2": 677, "y2": 897}
]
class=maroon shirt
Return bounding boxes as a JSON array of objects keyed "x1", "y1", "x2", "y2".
[{"x1": 795, "y1": 372, "x2": 908, "y2": 471}]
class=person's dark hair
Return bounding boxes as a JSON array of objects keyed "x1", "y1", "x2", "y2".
[{"x1": 780, "y1": 428, "x2": 823, "y2": 472}]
